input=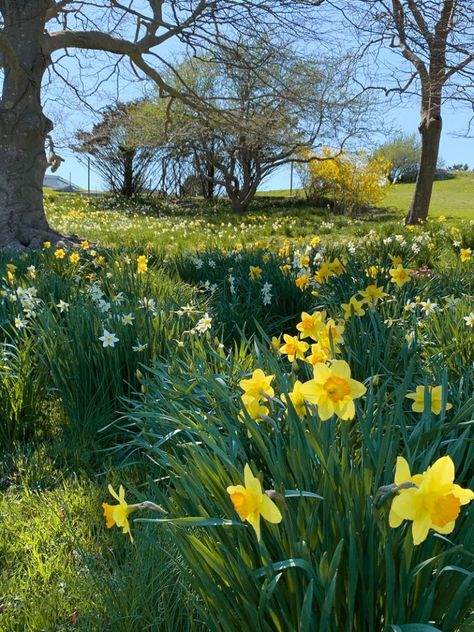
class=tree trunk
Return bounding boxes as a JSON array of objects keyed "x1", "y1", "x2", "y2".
[
  {"x1": 0, "y1": 1, "x2": 60, "y2": 249},
  {"x1": 405, "y1": 115, "x2": 442, "y2": 225},
  {"x1": 121, "y1": 148, "x2": 135, "y2": 197}
]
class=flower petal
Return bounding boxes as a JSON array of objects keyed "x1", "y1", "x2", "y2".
[
  {"x1": 429, "y1": 456, "x2": 455, "y2": 486},
  {"x1": 394, "y1": 457, "x2": 412, "y2": 486},
  {"x1": 247, "y1": 511, "x2": 261, "y2": 541},
  {"x1": 260, "y1": 494, "x2": 282, "y2": 524},
  {"x1": 412, "y1": 515, "x2": 432, "y2": 545}
]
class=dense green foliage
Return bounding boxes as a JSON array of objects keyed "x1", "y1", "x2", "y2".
[{"x1": 0, "y1": 193, "x2": 472, "y2": 630}]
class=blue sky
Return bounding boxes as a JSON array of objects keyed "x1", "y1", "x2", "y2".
[{"x1": 46, "y1": 10, "x2": 474, "y2": 193}]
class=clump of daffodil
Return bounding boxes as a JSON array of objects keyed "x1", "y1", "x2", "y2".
[
  {"x1": 137, "y1": 255, "x2": 148, "y2": 274},
  {"x1": 296, "y1": 310, "x2": 326, "y2": 341},
  {"x1": 279, "y1": 334, "x2": 309, "y2": 362},
  {"x1": 300, "y1": 359, "x2": 366, "y2": 421},
  {"x1": 281, "y1": 380, "x2": 306, "y2": 418},
  {"x1": 389, "y1": 264, "x2": 412, "y2": 288},
  {"x1": 227, "y1": 464, "x2": 282, "y2": 541},
  {"x1": 405, "y1": 384, "x2": 452, "y2": 415},
  {"x1": 341, "y1": 296, "x2": 365, "y2": 320},
  {"x1": 389, "y1": 456, "x2": 474, "y2": 545}
]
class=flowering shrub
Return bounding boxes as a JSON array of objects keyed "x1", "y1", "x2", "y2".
[{"x1": 302, "y1": 147, "x2": 391, "y2": 215}]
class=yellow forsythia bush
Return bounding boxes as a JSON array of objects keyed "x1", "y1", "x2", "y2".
[{"x1": 303, "y1": 146, "x2": 391, "y2": 215}]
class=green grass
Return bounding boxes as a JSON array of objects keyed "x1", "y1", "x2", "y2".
[
  {"x1": 382, "y1": 171, "x2": 474, "y2": 220},
  {"x1": 260, "y1": 172, "x2": 474, "y2": 221}
]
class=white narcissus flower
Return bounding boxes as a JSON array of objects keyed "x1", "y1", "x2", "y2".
[
  {"x1": 195, "y1": 313, "x2": 212, "y2": 333},
  {"x1": 122, "y1": 313, "x2": 135, "y2": 326},
  {"x1": 464, "y1": 312, "x2": 474, "y2": 327},
  {"x1": 56, "y1": 300, "x2": 69, "y2": 313},
  {"x1": 99, "y1": 329, "x2": 119, "y2": 348}
]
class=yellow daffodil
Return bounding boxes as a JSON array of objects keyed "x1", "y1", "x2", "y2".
[
  {"x1": 300, "y1": 255, "x2": 310, "y2": 268},
  {"x1": 281, "y1": 380, "x2": 306, "y2": 417},
  {"x1": 341, "y1": 296, "x2": 365, "y2": 319},
  {"x1": 43, "y1": 241, "x2": 51, "y2": 249},
  {"x1": 270, "y1": 335, "x2": 282, "y2": 351},
  {"x1": 81, "y1": 240, "x2": 90, "y2": 250},
  {"x1": 366, "y1": 265, "x2": 379, "y2": 278},
  {"x1": 319, "y1": 319, "x2": 345, "y2": 350},
  {"x1": 239, "y1": 369, "x2": 275, "y2": 399},
  {"x1": 240, "y1": 394, "x2": 269, "y2": 421},
  {"x1": 305, "y1": 342, "x2": 332, "y2": 366},
  {"x1": 358, "y1": 284, "x2": 387, "y2": 307},
  {"x1": 137, "y1": 255, "x2": 148, "y2": 274},
  {"x1": 329, "y1": 258, "x2": 344, "y2": 276},
  {"x1": 249, "y1": 266, "x2": 262, "y2": 280},
  {"x1": 295, "y1": 273, "x2": 309, "y2": 290},
  {"x1": 279, "y1": 334, "x2": 309, "y2": 362},
  {"x1": 299, "y1": 359, "x2": 366, "y2": 421},
  {"x1": 54, "y1": 248, "x2": 66, "y2": 259},
  {"x1": 310, "y1": 235, "x2": 321, "y2": 247},
  {"x1": 405, "y1": 385, "x2": 452, "y2": 415},
  {"x1": 389, "y1": 254, "x2": 403, "y2": 267},
  {"x1": 314, "y1": 262, "x2": 332, "y2": 283},
  {"x1": 69, "y1": 252, "x2": 80, "y2": 264},
  {"x1": 460, "y1": 248, "x2": 472, "y2": 262},
  {"x1": 438, "y1": 215, "x2": 447, "y2": 222},
  {"x1": 102, "y1": 485, "x2": 136, "y2": 542},
  {"x1": 389, "y1": 264, "x2": 412, "y2": 288},
  {"x1": 389, "y1": 456, "x2": 474, "y2": 545},
  {"x1": 227, "y1": 464, "x2": 282, "y2": 541},
  {"x1": 296, "y1": 310, "x2": 327, "y2": 341}
]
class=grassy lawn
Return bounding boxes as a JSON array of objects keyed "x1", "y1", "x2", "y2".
[
  {"x1": 382, "y1": 171, "x2": 474, "y2": 220},
  {"x1": 259, "y1": 172, "x2": 474, "y2": 221},
  {"x1": 0, "y1": 191, "x2": 473, "y2": 630}
]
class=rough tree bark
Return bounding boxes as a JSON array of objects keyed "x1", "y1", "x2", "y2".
[
  {"x1": 0, "y1": 0, "x2": 61, "y2": 249},
  {"x1": 405, "y1": 112, "x2": 442, "y2": 225}
]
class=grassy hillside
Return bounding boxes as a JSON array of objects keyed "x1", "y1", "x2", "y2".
[
  {"x1": 260, "y1": 172, "x2": 474, "y2": 220},
  {"x1": 382, "y1": 171, "x2": 474, "y2": 220}
]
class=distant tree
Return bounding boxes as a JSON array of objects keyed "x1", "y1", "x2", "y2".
[
  {"x1": 333, "y1": 1, "x2": 474, "y2": 224},
  {"x1": 448, "y1": 163, "x2": 469, "y2": 171},
  {"x1": 375, "y1": 134, "x2": 420, "y2": 183},
  {"x1": 136, "y1": 42, "x2": 369, "y2": 213},
  {"x1": 74, "y1": 103, "x2": 158, "y2": 197}
]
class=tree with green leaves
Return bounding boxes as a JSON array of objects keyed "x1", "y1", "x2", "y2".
[{"x1": 375, "y1": 133, "x2": 421, "y2": 183}]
